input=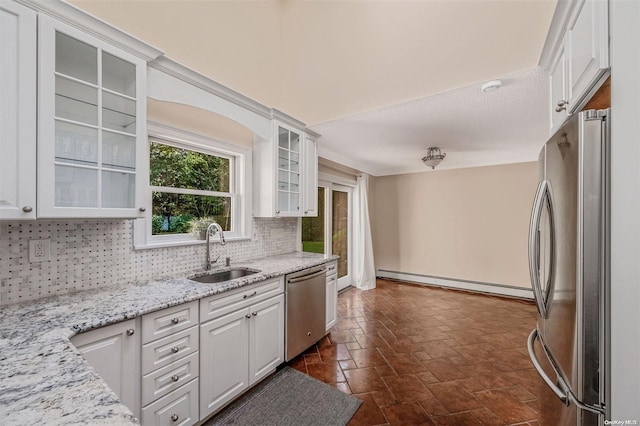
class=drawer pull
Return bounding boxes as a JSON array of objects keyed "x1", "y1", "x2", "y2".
[
  {"x1": 171, "y1": 346, "x2": 180, "y2": 354},
  {"x1": 171, "y1": 318, "x2": 180, "y2": 324},
  {"x1": 171, "y1": 414, "x2": 179, "y2": 422},
  {"x1": 126, "y1": 329, "x2": 135, "y2": 336},
  {"x1": 243, "y1": 291, "x2": 257, "y2": 299},
  {"x1": 171, "y1": 374, "x2": 179, "y2": 382}
]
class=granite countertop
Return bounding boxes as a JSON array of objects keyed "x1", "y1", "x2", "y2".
[{"x1": 0, "y1": 252, "x2": 338, "y2": 425}]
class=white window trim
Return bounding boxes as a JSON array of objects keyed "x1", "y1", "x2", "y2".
[{"x1": 133, "y1": 121, "x2": 252, "y2": 250}]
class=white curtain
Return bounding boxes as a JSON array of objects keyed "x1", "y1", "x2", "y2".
[{"x1": 353, "y1": 173, "x2": 376, "y2": 290}]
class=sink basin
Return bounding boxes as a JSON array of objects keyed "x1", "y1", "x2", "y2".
[{"x1": 189, "y1": 268, "x2": 261, "y2": 284}]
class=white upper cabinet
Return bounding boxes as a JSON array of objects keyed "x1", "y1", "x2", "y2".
[
  {"x1": 0, "y1": 1, "x2": 37, "y2": 220},
  {"x1": 253, "y1": 115, "x2": 319, "y2": 218},
  {"x1": 566, "y1": 0, "x2": 609, "y2": 111},
  {"x1": 302, "y1": 132, "x2": 319, "y2": 217},
  {"x1": 543, "y1": 0, "x2": 609, "y2": 134},
  {"x1": 549, "y1": 39, "x2": 569, "y2": 132},
  {"x1": 37, "y1": 15, "x2": 148, "y2": 218},
  {"x1": 275, "y1": 122, "x2": 302, "y2": 216}
]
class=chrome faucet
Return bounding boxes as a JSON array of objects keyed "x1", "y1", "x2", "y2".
[{"x1": 205, "y1": 222, "x2": 226, "y2": 270}]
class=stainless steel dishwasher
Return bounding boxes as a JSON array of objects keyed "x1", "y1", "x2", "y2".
[{"x1": 285, "y1": 264, "x2": 327, "y2": 361}]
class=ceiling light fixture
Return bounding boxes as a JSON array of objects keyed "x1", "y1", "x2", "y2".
[
  {"x1": 481, "y1": 80, "x2": 502, "y2": 92},
  {"x1": 422, "y1": 147, "x2": 446, "y2": 169}
]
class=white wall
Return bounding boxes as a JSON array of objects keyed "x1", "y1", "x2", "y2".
[
  {"x1": 373, "y1": 162, "x2": 538, "y2": 289},
  {"x1": 609, "y1": 0, "x2": 640, "y2": 419}
]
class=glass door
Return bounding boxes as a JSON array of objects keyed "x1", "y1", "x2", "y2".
[
  {"x1": 276, "y1": 125, "x2": 301, "y2": 215},
  {"x1": 54, "y1": 31, "x2": 137, "y2": 209},
  {"x1": 301, "y1": 187, "x2": 325, "y2": 254},
  {"x1": 302, "y1": 182, "x2": 352, "y2": 291},
  {"x1": 332, "y1": 185, "x2": 352, "y2": 291}
]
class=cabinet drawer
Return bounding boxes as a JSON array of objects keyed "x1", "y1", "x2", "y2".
[
  {"x1": 326, "y1": 261, "x2": 338, "y2": 277},
  {"x1": 142, "y1": 352, "x2": 199, "y2": 406},
  {"x1": 142, "y1": 325, "x2": 199, "y2": 375},
  {"x1": 200, "y1": 277, "x2": 284, "y2": 323},
  {"x1": 141, "y1": 378, "x2": 199, "y2": 426},
  {"x1": 142, "y1": 301, "x2": 198, "y2": 344}
]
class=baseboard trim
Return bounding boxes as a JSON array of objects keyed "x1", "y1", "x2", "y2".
[{"x1": 376, "y1": 269, "x2": 534, "y2": 300}]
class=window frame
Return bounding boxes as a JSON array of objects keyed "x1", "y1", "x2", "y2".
[{"x1": 134, "y1": 121, "x2": 252, "y2": 249}]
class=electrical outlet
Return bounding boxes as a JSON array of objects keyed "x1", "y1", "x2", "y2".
[{"x1": 29, "y1": 239, "x2": 51, "y2": 263}]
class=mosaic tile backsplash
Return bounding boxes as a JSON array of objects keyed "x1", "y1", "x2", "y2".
[{"x1": 0, "y1": 218, "x2": 298, "y2": 306}]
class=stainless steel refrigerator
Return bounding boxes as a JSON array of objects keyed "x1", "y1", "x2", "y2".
[{"x1": 527, "y1": 109, "x2": 609, "y2": 425}]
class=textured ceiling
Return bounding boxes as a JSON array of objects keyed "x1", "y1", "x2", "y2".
[{"x1": 311, "y1": 68, "x2": 549, "y2": 176}]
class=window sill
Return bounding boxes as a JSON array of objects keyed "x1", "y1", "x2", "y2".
[{"x1": 133, "y1": 235, "x2": 252, "y2": 251}]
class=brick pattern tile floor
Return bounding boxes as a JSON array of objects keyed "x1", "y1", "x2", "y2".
[{"x1": 289, "y1": 279, "x2": 545, "y2": 426}]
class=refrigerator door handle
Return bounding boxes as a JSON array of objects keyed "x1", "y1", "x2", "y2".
[
  {"x1": 527, "y1": 328, "x2": 570, "y2": 405},
  {"x1": 528, "y1": 180, "x2": 549, "y2": 318},
  {"x1": 528, "y1": 329, "x2": 606, "y2": 415}
]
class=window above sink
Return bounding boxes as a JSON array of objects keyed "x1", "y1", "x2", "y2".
[{"x1": 133, "y1": 122, "x2": 252, "y2": 249}]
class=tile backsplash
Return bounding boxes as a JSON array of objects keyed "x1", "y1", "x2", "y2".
[{"x1": 0, "y1": 218, "x2": 298, "y2": 306}]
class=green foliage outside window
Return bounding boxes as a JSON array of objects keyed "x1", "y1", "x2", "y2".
[{"x1": 150, "y1": 142, "x2": 232, "y2": 234}]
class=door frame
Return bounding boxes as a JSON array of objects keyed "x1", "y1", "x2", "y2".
[{"x1": 299, "y1": 179, "x2": 353, "y2": 291}]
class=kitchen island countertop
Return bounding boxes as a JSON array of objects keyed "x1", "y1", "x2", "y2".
[{"x1": 0, "y1": 252, "x2": 337, "y2": 425}]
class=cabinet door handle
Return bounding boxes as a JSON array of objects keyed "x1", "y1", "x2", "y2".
[
  {"x1": 171, "y1": 414, "x2": 179, "y2": 422},
  {"x1": 555, "y1": 100, "x2": 568, "y2": 112},
  {"x1": 22, "y1": 206, "x2": 33, "y2": 213},
  {"x1": 171, "y1": 318, "x2": 179, "y2": 324},
  {"x1": 243, "y1": 291, "x2": 257, "y2": 299},
  {"x1": 171, "y1": 346, "x2": 179, "y2": 354},
  {"x1": 245, "y1": 314, "x2": 251, "y2": 319},
  {"x1": 126, "y1": 329, "x2": 135, "y2": 336},
  {"x1": 171, "y1": 374, "x2": 179, "y2": 382},
  {"x1": 252, "y1": 312, "x2": 258, "y2": 316},
  {"x1": 139, "y1": 207, "x2": 146, "y2": 212},
  {"x1": 275, "y1": 210, "x2": 280, "y2": 214}
]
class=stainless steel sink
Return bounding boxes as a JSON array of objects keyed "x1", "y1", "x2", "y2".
[{"x1": 189, "y1": 268, "x2": 260, "y2": 284}]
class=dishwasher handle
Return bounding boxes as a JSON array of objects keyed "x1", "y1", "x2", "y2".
[{"x1": 287, "y1": 268, "x2": 326, "y2": 284}]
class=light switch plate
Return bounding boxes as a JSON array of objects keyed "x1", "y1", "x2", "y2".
[{"x1": 29, "y1": 239, "x2": 51, "y2": 263}]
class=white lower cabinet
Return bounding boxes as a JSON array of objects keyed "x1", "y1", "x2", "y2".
[
  {"x1": 140, "y1": 303, "x2": 200, "y2": 426},
  {"x1": 70, "y1": 318, "x2": 141, "y2": 419},
  {"x1": 326, "y1": 261, "x2": 338, "y2": 331},
  {"x1": 141, "y1": 379, "x2": 199, "y2": 426},
  {"x1": 249, "y1": 294, "x2": 285, "y2": 385},
  {"x1": 200, "y1": 293, "x2": 284, "y2": 420},
  {"x1": 200, "y1": 306, "x2": 250, "y2": 419},
  {"x1": 71, "y1": 277, "x2": 289, "y2": 424}
]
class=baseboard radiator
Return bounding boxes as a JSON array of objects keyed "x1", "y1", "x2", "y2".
[{"x1": 376, "y1": 269, "x2": 534, "y2": 300}]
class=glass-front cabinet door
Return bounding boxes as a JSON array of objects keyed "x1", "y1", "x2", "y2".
[
  {"x1": 275, "y1": 124, "x2": 301, "y2": 216},
  {"x1": 37, "y1": 15, "x2": 147, "y2": 218}
]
